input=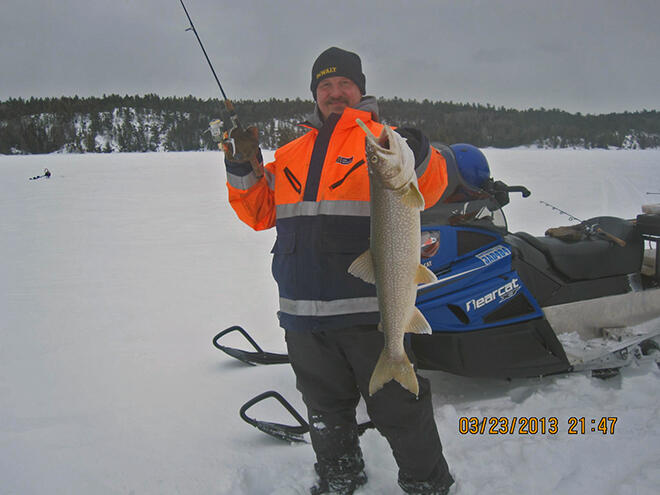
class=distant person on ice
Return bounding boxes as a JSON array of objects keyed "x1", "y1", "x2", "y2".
[
  {"x1": 29, "y1": 168, "x2": 51, "y2": 180},
  {"x1": 222, "y1": 47, "x2": 453, "y2": 495}
]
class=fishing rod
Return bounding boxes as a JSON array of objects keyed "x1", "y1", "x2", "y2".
[
  {"x1": 178, "y1": 0, "x2": 238, "y2": 129},
  {"x1": 539, "y1": 200, "x2": 626, "y2": 247},
  {"x1": 539, "y1": 200, "x2": 581, "y2": 222},
  {"x1": 178, "y1": 0, "x2": 263, "y2": 176}
]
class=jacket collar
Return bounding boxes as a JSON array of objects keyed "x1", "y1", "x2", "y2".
[{"x1": 303, "y1": 96, "x2": 380, "y2": 130}]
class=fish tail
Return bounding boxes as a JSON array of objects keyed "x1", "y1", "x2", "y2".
[{"x1": 368, "y1": 351, "x2": 419, "y2": 397}]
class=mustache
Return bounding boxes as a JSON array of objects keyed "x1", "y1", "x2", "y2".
[{"x1": 323, "y1": 97, "x2": 350, "y2": 105}]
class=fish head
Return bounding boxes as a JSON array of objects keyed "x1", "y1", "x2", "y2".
[{"x1": 357, "y1": 120, "x2": 415, "y2": 191}]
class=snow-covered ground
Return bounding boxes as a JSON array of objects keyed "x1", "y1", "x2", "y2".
[{"x1": 1, "y1": 148, "x2": 659, "y2": 495}]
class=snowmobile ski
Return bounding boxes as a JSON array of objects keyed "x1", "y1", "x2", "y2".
[
  {"x1": 558, "y1": 320, "x2": 660, "y2": 373},
  {"x1": 213, "y1": 325, "x2": 289, "y2": 365},
  {"x1": 240, "y1": 391, "x2": 309, "y2": 443},
  {"x1": 239, "y1": 390, "x2": 375, "y2": 443}
]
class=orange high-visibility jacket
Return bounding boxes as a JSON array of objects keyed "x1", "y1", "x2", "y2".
[{"x1": 225, "y1": 102, "x2": 448, "y2": 331}]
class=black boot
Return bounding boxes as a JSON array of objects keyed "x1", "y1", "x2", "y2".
[
  {"x1": 398, "y1": 468, "x2": 454, "y2": 495},
  {"x1": 307, "y1": 412, "x2": 368, "y2": 494},
  {"x1": 309, "y1": 455, "x2": 368, "y2": 495}
]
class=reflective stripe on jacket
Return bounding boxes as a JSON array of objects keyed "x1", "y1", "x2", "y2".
[{"x1": 225, "y1": 102, "x2": 448, "y2": 331}]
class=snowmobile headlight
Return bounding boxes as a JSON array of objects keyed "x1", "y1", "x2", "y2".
[{"x1": 421, "y1": 230, "x2": 440, "y2": 259}]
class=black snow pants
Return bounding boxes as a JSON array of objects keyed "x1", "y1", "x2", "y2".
[{"x1": 285, "y1": 324, "x2": 452, "y2": 489}]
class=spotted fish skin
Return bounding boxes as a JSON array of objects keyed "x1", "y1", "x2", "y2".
[{"x1": 349, "y1": 120, "x2": 437, "y2": 396}]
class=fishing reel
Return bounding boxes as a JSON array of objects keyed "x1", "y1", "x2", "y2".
[
  {"x1": 208, "y1": 118, "x2": 238, "y2": 161},
  {"x1": 209, "y1": 119, "x2": 224, "y2": 142}
]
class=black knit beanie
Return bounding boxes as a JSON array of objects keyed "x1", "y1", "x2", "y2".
[{"x1": 310, "y1": 47, "x2": 366, "y2": 99}]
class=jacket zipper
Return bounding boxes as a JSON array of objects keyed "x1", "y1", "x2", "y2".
[
  {"x1": 284, "y1": 167, "x2": 302, "y2": 194},
  {"x1": 329, "y1": 160, "x2": 366, "y2": 190},
  {"x1": 304, "y1": 113, "x2": 340, "y2": 201}
]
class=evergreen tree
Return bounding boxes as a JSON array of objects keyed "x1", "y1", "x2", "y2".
[{"x1": 1, "y1": 94, "x2": 659, "y2": 154}]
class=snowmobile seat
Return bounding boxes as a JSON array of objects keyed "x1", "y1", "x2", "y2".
[
  {"x1": 513, "y1": 216, "x2": 643, "y2": 281},
  {"x1": 636, "y1": 213, "x2": 660, "y2": 237}
]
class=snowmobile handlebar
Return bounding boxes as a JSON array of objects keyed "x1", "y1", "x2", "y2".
[
  {"x1": 487, "y1": 180, "x2": 531, "y2": 198},
  {"x1": 505, "y1": 185, "x2": 531, "y2": 198},
  {"x1": 483, "y1": 179, "x2": 531, "y2": 210}
]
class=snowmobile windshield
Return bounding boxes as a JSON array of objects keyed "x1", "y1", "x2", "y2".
[
  {"x1": 421, "y1": 190, "x2": 507, "y2": 231},
  {"x1": 422, "y1": 144, "x2": 507, "y2": 231}
]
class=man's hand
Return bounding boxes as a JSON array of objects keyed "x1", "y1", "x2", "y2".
[
  {"x1": 222, "y1": 126, "x2": 260, "y2": 163},
  {"x1": 221, "y1": 125, "x2": 264, "y2": 178}
]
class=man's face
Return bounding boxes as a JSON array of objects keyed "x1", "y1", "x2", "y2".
[{"x1": 316, "y1": 76, "x2": 362, "y2": 120}]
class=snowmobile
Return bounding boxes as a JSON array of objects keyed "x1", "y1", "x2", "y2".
[
  {"x1": 214, "y1": 143, "x2": 660, "y2": 442},
  {"x1": 409, "y1": 143, "x2": 660, "y2": 379}
]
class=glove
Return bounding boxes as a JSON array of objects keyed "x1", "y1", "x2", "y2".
[{"x1": 222, "y1": 125, "x2": 260, "y2": 162}]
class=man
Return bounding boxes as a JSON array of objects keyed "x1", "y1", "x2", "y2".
[{"x1": 223, "y1": 47, "x2": 454, "y2": 495}]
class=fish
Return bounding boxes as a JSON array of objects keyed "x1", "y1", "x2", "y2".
[{"x1": 349, "y1": 120, "x2": 437, "y2": 396}]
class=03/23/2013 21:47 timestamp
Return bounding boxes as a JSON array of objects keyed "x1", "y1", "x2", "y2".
[{"x1": 458, "y1": 416, "x2": 618, "y2": 435}]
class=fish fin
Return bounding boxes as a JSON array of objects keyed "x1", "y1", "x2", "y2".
[
  {"x1": 347, "y1": 249, "x2": 376, "y2": 284},
  {"x1": 369, "y1": 351, "x2": 419, "y2": 397},
  {"x1": 415, "y1": 264, "x2": 437, "y2": 285},
  {"x1": 406, "y1": 307, "x2": 433, "y2": 335},
  {"x1": 400, "y1": 183, "x2": 425, "y2": 209}
]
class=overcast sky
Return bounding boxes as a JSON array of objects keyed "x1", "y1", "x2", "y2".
[{"x1": 2, "y1": 0, "x2": 659, "y2": 115}]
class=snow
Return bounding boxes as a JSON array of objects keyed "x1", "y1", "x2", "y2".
[{"x1": 1, "y1": 148, "x2": 659, "y2": 495}]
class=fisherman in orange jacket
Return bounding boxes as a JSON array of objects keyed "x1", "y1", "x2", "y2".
[{"x1": 223, "y1": 47, "x2": 454, "y2": 495}]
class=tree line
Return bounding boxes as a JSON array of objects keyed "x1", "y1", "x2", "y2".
[{"x1": 1, "y1": 94, "x2": 659, "y2": 154}]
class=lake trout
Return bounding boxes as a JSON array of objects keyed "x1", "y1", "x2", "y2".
[{"x1": 349, "y1": 120, "x2": 437, "y2": 396}]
